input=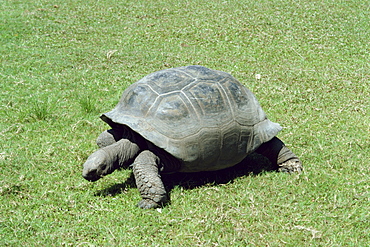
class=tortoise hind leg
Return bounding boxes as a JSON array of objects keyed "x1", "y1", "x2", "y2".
[
  {"x1": 132, "y1": 150, "x2": 168, "y2": 209},
  {"x1": 255, "y1": 137, "x2": 302, "y2": 173}
]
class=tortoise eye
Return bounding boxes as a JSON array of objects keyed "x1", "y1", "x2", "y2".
[{"x1": 100, "y1": 164, "x2": 107, "y2": 171}]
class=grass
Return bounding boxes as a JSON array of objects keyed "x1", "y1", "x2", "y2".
[
  {"x1": 0, "y1": 0, "x2": 369, "y2": 246},
  {"x1": 79, "y1": 95, "x2": 98, "y2": 114}
]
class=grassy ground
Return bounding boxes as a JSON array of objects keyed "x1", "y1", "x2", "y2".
[{"x1": 1, "y1": 0, "x2": 369, "y2": 246}]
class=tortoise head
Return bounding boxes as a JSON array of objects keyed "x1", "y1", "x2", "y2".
[{"x1": 82, "y1": 149, "x2": 115, "y2": 182}]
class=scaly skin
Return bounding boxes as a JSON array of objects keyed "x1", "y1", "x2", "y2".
[
  {"x1": 96, "y1": 129, "x2": 123, "y2": 148},
  {"x1": 82, "y1": 138, "x2": 140, "y2": 181},
  {"x1": 132, "y1": 150, "x2": 168, "y2": 209},
  {"x1": 84, "y1": 129, "x2": 302, "y2": 209},
  {"x1": 85, "y1": 130, "x2": 170, "y2": 208}
]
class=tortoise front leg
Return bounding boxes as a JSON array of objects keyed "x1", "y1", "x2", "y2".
[
  {"x1": 96, "y1": 129, "x2": 123, "y2": 148},
  {"x1": 132, "y1": 150, "x2": 168, "y2": 209}
]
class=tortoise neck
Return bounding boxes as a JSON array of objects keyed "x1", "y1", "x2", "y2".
[
  {"x1": 103, "y1": 139, "x2": 141, "y2": 168},
  {"x1": 101, "y1": 143, "x2": 121, "y2": 170}
]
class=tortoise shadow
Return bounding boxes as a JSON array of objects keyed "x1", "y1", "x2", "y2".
[
  {"x1": 162, "y1": 153, "x2": 277, "y2": 191},
  {"x1": 94, "y1": 153, "x2": 277, "y2": 199},
  {"x1": 94, "y1": 172, "x2": 136, "y2": 197}
]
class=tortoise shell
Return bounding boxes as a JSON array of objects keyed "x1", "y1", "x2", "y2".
[{"x1": 101, "y1": 65, "x2": 282, "y2": 172}]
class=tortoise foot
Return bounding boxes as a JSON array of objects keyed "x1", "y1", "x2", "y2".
[
  {"x1": 137, "y1": 199, "x2": 162, "y2": 209},
  {"x1": 278, "y1": 158, "x2": 302, "y2": 174}
]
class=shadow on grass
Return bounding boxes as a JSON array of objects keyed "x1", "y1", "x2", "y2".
[{"x1": 94, "y1": 153, "x2": 278, "y2": 199}]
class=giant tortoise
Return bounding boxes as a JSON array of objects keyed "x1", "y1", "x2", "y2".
[{"x1": 82, "y1": 65, "x2": 302, "y2": 209}]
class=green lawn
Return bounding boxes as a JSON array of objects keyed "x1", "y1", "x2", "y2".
[{"x1": 1, "y1": 0, "x2": 369, "y2": 246}]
